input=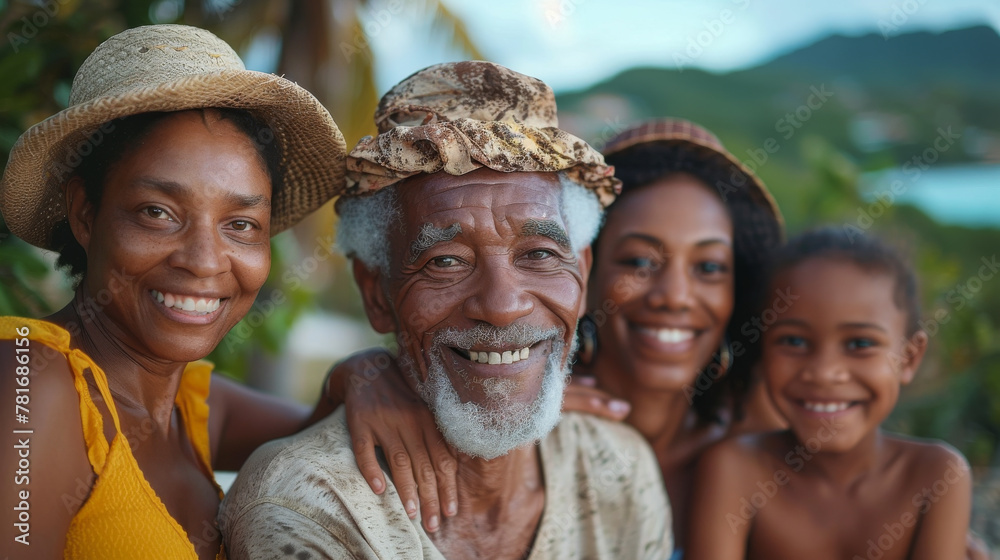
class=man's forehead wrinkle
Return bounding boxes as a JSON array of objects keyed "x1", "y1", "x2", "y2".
[{"x1": 415, "y1": 197, "x2": 561, "y2": 232}]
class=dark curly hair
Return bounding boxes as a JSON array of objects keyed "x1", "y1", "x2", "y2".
[
  {"x1": 601, "y1": 142, "x2": 783, "y2": 425},
  {"x1": 50, "y1": 109, "x2": 283, "y2": 286}
]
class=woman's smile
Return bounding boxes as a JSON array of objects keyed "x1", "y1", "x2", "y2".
[
  {"x1": 149, "y1": 289, "x2": 228, "y2": 324},
  {"x1": 629, "y1": 322, "x2": 701, "y2": 356}
]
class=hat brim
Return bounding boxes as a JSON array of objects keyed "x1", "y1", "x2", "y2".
[
  {"x1": 1, "y1": 69, "x2": 346, "y2": 249},
  {"x1": 603, "y1": 131, "x2": 784, "y2": 232}
]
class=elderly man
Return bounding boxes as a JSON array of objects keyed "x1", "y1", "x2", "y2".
[{"x1": 220, "y1": 61, "x2": 671, "y2": 559}]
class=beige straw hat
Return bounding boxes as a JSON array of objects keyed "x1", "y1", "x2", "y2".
[{"x1": 0, "y1": 24, "x2": 347, "y2": 249}]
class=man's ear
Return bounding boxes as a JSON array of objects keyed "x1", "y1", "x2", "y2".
[
  {"x1": 576, "y1": 245, "x2": 593, "y2": 320},
  {"x1": 65, "y1": 177, "x2": 95, "y2": 252},
  {"x1": 898, "y1": 330, "x2": 929, "y2": 385},
  {"x1": 351, "y1": 258, "x2": 395, "y2": 334}
]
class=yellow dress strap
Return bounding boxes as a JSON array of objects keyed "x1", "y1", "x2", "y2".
[
  {"x1": 0, "y1": 317, "x2": 122, "y2": 474},
  {"x1": 175, "y1": 360, "x2": 217, "y2": 490}
]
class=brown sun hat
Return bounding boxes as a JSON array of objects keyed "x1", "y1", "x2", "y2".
[
  {"x1": 0, "y1": 24, "x2": 347, "y2": 250},
  {"x1": 602, "y1": 118, "x2": 784, "y2": 255},
  {"x1": 343, "y1": 61, "x2": 620, "y2": 209}
]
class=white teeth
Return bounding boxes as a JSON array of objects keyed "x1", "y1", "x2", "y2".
[
  {"x1": 469, "y1": 351, "x2": 478, "y2": 362},
  {"x1": 655, "y1": 328, "x2": 694, "y2": 343},
  {"x1": 803, "y1": 401, "x2": 851, "y2": 413},
  {"x1": 510, "y1": 351, "x2": 520, "y2": 363},
  {"x1": 520, "y1": 347, "x2": 529, "y2": 360},
  {"x1": 488, "y1": 352, "x2": 501, "y2": 365},
  {"x1": 479, "y1": 352, "x2": 489, "y2": 364},
  {"x1": 501, "y1": 351, "x2": 513, "y2": 364},
  {"x1": 151, "y1": 290, "x2": 221, "y2": 315}
]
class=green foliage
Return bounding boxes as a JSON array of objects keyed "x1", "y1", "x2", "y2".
[
  {"x1": 207, "y1": 233, "x2": 317, "y2": 381},
  {"x1": 0, "y1": 233, "x2": 52, "y2": 316}
]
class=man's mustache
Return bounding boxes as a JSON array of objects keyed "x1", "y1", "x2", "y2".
[{"x1": 433, "y1": 324, "x2": 563, "y2": 350}]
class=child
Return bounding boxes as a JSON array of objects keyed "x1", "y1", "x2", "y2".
[{"x1": 687, "y1": 228, "x2": 972, "y2": 560}]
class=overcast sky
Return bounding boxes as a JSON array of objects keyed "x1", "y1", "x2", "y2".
[{"x1": 362, "y1": 0, "x2": 1000, "y2": 93}]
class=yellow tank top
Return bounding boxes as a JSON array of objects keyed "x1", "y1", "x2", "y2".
[{"x1": 1, "y1": 317, "x2": 223, "y2": 559}]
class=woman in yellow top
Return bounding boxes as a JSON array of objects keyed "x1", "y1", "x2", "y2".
[{"x1": 0, "y1": 25, "x2": 346, "y2": 559}]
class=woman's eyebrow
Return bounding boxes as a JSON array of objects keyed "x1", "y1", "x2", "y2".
[
  {"x1": 694, "y1": 237, "x2": 732, "y2": 247},
  {"x1": 612, "y1": 233, "x2": 731, "y2": 250},
  {"x1": 615, "y1": 232, "x2": 662, "y2": 247},
  {"x1": 132, "y1": 176, "x2": 269, "y2": 208},
  {"x1": 133, "y1": 176, "x2": 186, "y2": 196},
  {"x1": 226, "y1": 191, "x2": 269, "y2": 209}
]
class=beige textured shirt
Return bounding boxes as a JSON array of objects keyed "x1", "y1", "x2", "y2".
[{"x1": 220, "y1": 408, "x2": 672, "y2": 559}]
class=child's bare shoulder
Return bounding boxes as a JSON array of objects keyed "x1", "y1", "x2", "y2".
[
  {"x1": 883, "y1": 433, "x2": 970, "y2": 485},
  {"x1": 700, "y1": 430, "x2": 793, "y2": 477}
]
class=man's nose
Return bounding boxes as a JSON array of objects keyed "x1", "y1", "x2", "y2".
[{"x1": 462, "y1": 257, "x2": 534, "y2": 327}]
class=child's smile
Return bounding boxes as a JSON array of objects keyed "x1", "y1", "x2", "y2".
[
  {"x1": 796, "y1": 399, "x2": 860, "y2": 416},
  {"x1": 761, "y1": 256, "x2": 924, "y2": 454}
]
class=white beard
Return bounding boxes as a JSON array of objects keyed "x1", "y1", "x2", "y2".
[{"x1": 407, "y1": 326, "x2": 573, "y2": 460}]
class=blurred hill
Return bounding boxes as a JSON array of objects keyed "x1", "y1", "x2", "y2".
[{"x1": 557, "y1": 25, "x2": 1000, "y2": 172}]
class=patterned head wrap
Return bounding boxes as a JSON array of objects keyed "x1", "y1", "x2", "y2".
[{"x1": 342, "y1": 61, "x2": 620, "y2": 209}]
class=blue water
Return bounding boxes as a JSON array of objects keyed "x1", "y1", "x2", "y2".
[{"x1": 860, "y1": 164, "x2": 1000, "y2": 229}]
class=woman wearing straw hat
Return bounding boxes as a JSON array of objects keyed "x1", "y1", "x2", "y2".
[{"x1": 0, "y1": 25, "x2": 345, "y2": 559}]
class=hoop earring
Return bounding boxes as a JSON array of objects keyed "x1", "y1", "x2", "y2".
[
  {"x1": 718, "y1": 335, "x2": 733, "y2": 374},
  {"x1": 576, "y1": 314, "x2": 598, "y2": 366}
]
